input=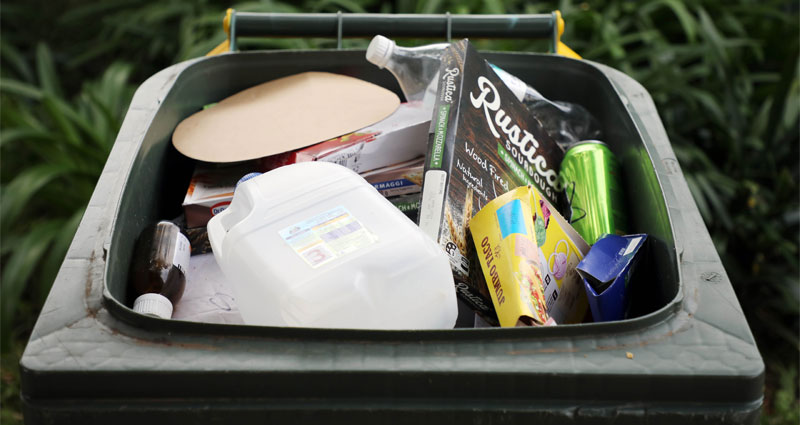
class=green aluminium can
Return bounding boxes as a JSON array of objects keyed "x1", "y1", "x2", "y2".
[{"x1": 559, "y1": 140, "x2": 627, "y2": 244}]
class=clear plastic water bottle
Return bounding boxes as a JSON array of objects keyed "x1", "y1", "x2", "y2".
[
  {"x1": 366, "y1": 35, "x2": 602, "y2": 150},
  {"x1": 365, "y1": 35, "x2": 449, "y2": 107}
]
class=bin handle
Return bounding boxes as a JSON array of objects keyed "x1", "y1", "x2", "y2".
[{"x1": 207, "y1": 10, "x2": 580, "y2": 58}]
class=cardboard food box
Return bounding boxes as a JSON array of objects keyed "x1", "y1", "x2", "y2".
[
  {"x1": 182, "y1": 162, "x2": 257, "y2": 228},
  {"x1": 469, "y1": 186, "x2": 549, "y2": 327},
  {"x1": 416, "y1": 39, "x2": 566, "y2": 317},
  {"x1": 470, "y1": 185, "x2": 589, "y2": 326},
  {"x1": 260, "y1": 102, "x2": 430, "y2": 174},
  {"x1": 360, "y1": 157, "x2": 424, "y2": 197},
  {"x1": 577, "y1": 233, "x2": 648, "y2": 322},
  {"x1": 185, "y1": 226, "x2": 212, "y2": 256},
  {"x1": 387, "y1": 192, "x2": 421, "y2": 222}
]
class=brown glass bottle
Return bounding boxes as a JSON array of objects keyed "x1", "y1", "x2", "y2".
[{"x1": 129, "y1": 220, "x2": 191, "y2": 319}]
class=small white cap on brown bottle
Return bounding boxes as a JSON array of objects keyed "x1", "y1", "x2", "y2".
[{"x1": 133, "y1": 293, "x2": 174, "y2": 319}]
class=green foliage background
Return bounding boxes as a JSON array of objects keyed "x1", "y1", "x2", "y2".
[{"x1": 1, "y1": 0, "x2": 797, "y2": 422}]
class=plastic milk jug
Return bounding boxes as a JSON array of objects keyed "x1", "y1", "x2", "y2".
[{"x1": 207, "y1": 162, "x2": 458, "y2": 329}]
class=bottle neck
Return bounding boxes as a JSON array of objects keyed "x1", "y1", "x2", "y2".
[
  {"x1": 386, "y1": 43, "x2": 449, "y2": 64},
  {"x1": 382, "y1": 44, "x2": 449, "y2": 103}
]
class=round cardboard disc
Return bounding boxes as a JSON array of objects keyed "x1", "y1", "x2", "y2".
[{"x1": 172, "y1": 71, "x2": 400, "y2": 163}]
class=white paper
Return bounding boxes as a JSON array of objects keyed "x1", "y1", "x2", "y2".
[{"x1": 172, "y1": 253, "x2": 244, "y2": 324}]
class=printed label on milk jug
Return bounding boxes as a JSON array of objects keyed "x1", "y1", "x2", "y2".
[{"x1": 279, "y1": 206, "x2": 378, "y2": 268}]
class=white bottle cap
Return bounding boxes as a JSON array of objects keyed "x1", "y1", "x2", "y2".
[
  {"x1": 133, "y1": 293, "x2": 174, "y2": 319},
  {"x1": 366, "y1": 35, "x2": 395, "y2": 69}
]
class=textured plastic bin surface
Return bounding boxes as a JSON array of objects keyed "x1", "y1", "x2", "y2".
[{"x1": 20, "y1": 50, "x2": 764, "y2": 424}]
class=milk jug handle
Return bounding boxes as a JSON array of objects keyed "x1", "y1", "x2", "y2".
[{"x1": 207, "y1": 210, "x2": 229, "y2": 258}]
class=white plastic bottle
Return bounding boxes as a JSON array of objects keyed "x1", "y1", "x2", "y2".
[{"x1": 207, "y1": 162, "x2": 458, "y2": 330}]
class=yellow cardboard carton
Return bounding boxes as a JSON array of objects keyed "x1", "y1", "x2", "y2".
[
  {"x1": 470, "y1": 185, "x2": 589, "y2": 327},
  {"x1": 470, "y1": 186, "x2": 548, "y2": 327}
]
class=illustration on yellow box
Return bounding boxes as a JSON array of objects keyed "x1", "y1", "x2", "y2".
[{"x1": 530, "y1": 185, "x2": 591, "y2": 324}]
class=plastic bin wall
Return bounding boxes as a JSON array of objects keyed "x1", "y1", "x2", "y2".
[{"x1": 20, "y1": 50, "x2": 764, "y2": 424}]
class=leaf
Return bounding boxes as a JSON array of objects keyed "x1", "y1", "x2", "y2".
[
  {"x1": 765, "y1": 48, "x2": 800, "y2": 146},
  {"x1": 0, "y1": 128, "x2": 58, "y2": 148},
  {"x1": 684, "y1": 88, "x2": 726, "y2": 126},
  {"x1": 706, "y1": 171, "x2": 738, "y2": 199},
  {"x1": 0, "y1": 220, "x2": 62, "y2": 348},
  {"x1": 35, "y1": 43, "x2": 63, "y2": 98},
  {"x1": 748, "y1": 98, "x2": 772, "y2": 142},
  {"x1": 65, "y1": 39, "x2": 121, "y2": 70},
  {"x1": 311, "y1": 0, "x2": 369, "y2": 13},
  {"x1": 685, "y1": 174, "x2": 712, "y2": 224},
  {"x1": 695, "y1": 172, "x2": 733, "y2": 230},
  {"x1": 640, "y1": 0, "x2": 697, "y2": 43},
  {"x1": 483, "y1": 0, "x2": 504, "y2": 14},
  {"x1": 782, "y1": 75, "x2": 800, "y2": 129},
  {"x1": 139, "y1": 3, "x2": 192, "y2": 27},
  {"x1": 696, "y1": 7, "x2": 729, "y2": 64},
  {"x1": 89, "y1": 62, "x2": 133, "y2": 108},
  {"x1": 0, "y1": 78, "x2": 44, "y2": 100},
  {"x1": 0, "y1": 96, "x2": 49, "y2": 136},
  {"x1": 41, "y1": 95, "x2": 83, "y2": 147},
  {"x1": 0, "y1": 39, "x2": 34, "y2": 83},
  {"x1": 394, "y1": 0, "x2": 415, "y2": 13},
  {"x1": 0, "y1": 164, "x2": 72, "y2": 232},
  {"x1": 57, "y1": 0, "x2": 139, "y2": 25},
  {"x1": 417, "y1": 0, "x2": 442, "y2": 14}
]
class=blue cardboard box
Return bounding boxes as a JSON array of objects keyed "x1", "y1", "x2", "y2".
[{"x1": 576, "y1": 234, "x2": 647, "y2": 322}]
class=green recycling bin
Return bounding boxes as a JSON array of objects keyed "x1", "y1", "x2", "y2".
[{"x1": 20, "y1": 12, "x2": 764, "y2": 424}]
